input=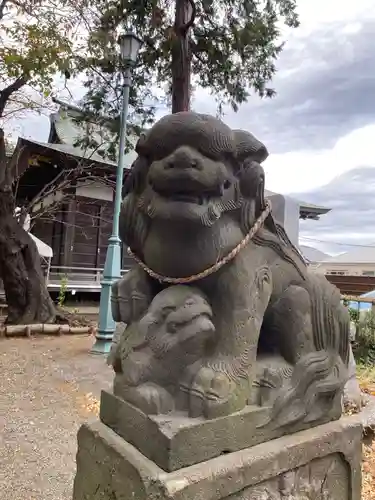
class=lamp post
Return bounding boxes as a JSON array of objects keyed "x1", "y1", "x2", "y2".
[{"x1": 91, "y1": 30, "x2": 142, "y2": 354}]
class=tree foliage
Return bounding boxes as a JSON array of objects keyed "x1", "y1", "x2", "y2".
[
  {"x1": 0, "y1": 0, "x2": 85, "y2": 122},
  {"x1": 78, "y1": 0, "x2": 299, "y2": 160},
  {"x1": 0, "y1": 0, "x2": 300, "y2": 324},
  {"x1": 0, "y1": 0, "x2": 87, "y2": 325}
]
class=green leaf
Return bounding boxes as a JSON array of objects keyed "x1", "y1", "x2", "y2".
[
  {"x1": 0, "y1": 0, "x2": 82, "y2": 118},
  {"x1": 74, "y1": 0, "x2": 299, "y2": 160}
]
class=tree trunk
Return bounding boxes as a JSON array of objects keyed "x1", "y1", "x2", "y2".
[
  {"x1": 0, "y1": 193, "x2": 56, "y2": 324},
  {"x1": 0, "y1": 132, "x2": 56, "y2": 325},
  {"x1": 171, "y1": 0, "x2": 195, "y2": 113}
]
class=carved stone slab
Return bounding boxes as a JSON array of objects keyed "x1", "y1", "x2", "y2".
[
  {"x1": 73, "y1": 416, "x2": 362, "y2": 500},
  {"x1": 99, "y1": 389, "x2": 343, "y2": 472}
]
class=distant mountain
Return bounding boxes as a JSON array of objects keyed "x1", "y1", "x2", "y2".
[{"x1": 292, "y1": 166, "x2": 375, "y2": 254}]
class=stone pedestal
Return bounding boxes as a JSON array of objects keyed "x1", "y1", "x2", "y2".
[
  {"x1": 73, "y1": 415, "x2": 362, "y2": 500},
  {"x1": 99, "y1": 390, "x2": 342, "y2": 472}
]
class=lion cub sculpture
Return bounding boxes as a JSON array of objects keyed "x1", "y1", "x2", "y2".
[
  {"x1": 109, "y1": 111, "x2": 350, "y2": 429},
  {"x1": 110, "y1": 285, "x2": 215, "y2": 415}
]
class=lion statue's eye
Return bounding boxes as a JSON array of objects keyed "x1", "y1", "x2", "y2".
[{"x1": 162, "y1": 306, "x2": 176, "y2": 317}]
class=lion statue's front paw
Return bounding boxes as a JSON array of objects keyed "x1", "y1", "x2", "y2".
[
  {"x1": 182, "y1": 361, "x2": 248, "y2": 419},
  {"x1": 115, "y1": 382, "x2": 175, "y2": 415},
  {"x1": 120, "y1": 350, "x2": 155, "y2": 386}
]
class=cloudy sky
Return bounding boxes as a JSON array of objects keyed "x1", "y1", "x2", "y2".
[
  {"x1": 6, "y1": 0, "x2": 375, "y2": 255},
  {"x1": 192, "y1": 0, "x2": 375, "y2": 194}
]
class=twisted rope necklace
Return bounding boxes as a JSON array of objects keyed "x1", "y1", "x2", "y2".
[{"x1": 127, "y1": 200, "x2": 271, "y2": 285}]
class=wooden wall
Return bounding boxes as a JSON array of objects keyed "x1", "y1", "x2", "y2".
[
  {"x1": 326, "y1": 274, "x2": 375, "y2": 296},
  {"x1": 32, "y1": 196, "x2": 134, "y2": 270}
]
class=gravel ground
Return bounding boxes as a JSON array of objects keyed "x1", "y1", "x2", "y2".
[
  {"x1": 2, "y1": 334, "x2": 374, "y2": 500},
  {"x1": 0, "y1": 334, "x2": 112, "y2": 500}
]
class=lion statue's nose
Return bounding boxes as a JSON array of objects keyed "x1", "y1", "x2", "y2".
[{"x1": 165, "y1": 148, "x2": 202, "y2": 171}]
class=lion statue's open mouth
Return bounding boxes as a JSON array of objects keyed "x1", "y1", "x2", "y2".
[
  {"x1": 137, "y1": 144, "x2": 241, "y2": 224},
  {"x1": 150, "y1": 182, "x2": 227, "y2": 206},
  {"x1": 144, "y1": 176, "x2": 237, "y2": 225}
]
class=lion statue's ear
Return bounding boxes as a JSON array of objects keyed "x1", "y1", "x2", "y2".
[
  {"x1": 233, "y1": 129, "x2": 269, "y2": 164},
  {"x1": 119, "y1": 187, "x2": 149, "y2": 258},
  {"x1": 123, "y1": 155, "x2": 150, "y2": 197},
  {"x1": 135, "y1": 131, "x2": 149, "y2": 155},
  {"x1": 233, "y1": 129, "x2": 279, "y2": 235},
  {"x1": 121, "y1": 146, "x2": 151, "y2": 256},
  {"x1": 238, "y1": 160, "x2": 265, "y2": 210},
  {"x1": 238, "y1": 160, "x2": 270, "y2": 234},
  {"x1": 122, "y1": 131, "x2": 151, "y2": 197},
  {"x1": 233, "y1": 129, "x2": 268, "y2": 214}
]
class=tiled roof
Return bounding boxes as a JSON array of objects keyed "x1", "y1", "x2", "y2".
[
  {"x1": 19, "y1": 138, "x2": 117, "y2": 167},
  {"x1": 299, "y1": 245, "x2": 330, "y2": 263},
  {"x1": 320, "y1": 246, "x2": 375, "y2": 264},
  {"x1": 50, "y1": 105, "x2": 138, "y2": 168},
  {"x1": 265, "y1": 190, "x2": 330, "y2": 219}
]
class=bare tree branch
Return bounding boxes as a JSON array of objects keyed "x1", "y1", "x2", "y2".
[
  {"x1": 191, "y1": 44, "x2": 206, "y2": 65},
  {"x1": 0, "y1": 129, "x2": 7, "y2": 184},
  {"x1": 180, "y1": 0, "x2": 196, "y2": 35},
  {"x1": 0, "y1": 76, "x2": 28, "y2": 116},
  {"x1": 0, "y1": 0, "x2": 8, "y2": 20}
]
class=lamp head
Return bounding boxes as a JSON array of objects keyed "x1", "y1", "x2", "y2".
[{"x1": 118, "y1": 30, "x2": 143, "y2": 67}]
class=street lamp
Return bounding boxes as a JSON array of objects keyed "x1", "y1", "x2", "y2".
[{"x1": 91, "y1": 30, "x2": 142, "y2": 354}]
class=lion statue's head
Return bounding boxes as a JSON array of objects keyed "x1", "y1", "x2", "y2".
[
  {"x1": 114, "y1": 285, "x2": 215, "y2": 392},
  {"x1": 120, "y1": 112, "x2": 270, "y2": 260},
  {"x1": 139, "y1": 285, "x2": 215, "y2": 358}
]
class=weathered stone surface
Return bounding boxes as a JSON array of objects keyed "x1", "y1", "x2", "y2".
[
  {"x1": 344, "y1": 345, "x2": 363, "y2": 409},
  {"x1": 73, "y1": 111, "x2": 359, "y2": 499},
  {"x1": 100, "y1": 390, "x2": 344, "y2": 472},
  {"x1": 226, "y1": 456, "x2": 350, "y2": 499},
  {"x1": 73, "y1": 416, "x2": 362, "y2": 500},
  {"x1": 108, "y1": 111, "x2": 351, "y2": 431}
]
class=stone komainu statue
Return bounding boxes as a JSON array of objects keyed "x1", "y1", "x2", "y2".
[{"x1": 110, "y1": 112, "x2": 350, "y2": 428}]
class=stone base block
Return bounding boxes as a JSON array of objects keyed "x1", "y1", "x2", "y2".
[
  {"x1": 99, "y1": 389, "x2": 342, "y2": 471},
  {"x1": 73, "y1": 416, "x2": 362, "y2": 500}
]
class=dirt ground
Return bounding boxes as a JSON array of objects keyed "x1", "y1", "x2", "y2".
[
  {"x1": 0, "y1": 334, "x2": 110, "y2": 500},
  {"x1": 2, "y1": 334, "x2": 375, "y2": 500}
]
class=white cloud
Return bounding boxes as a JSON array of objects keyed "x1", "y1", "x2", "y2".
[
  {"x1": 5, "y1": 0, "x2": 375, "y2": 201},
  {"x1": 264, "y1": 124, "x2": 375, "y2": 193},
  {"x1": 296, "y1": 0, "x2": 375, "y2": 32},
  {"x1": 16, "y1": 103, "x2": 375, "y2": 198}
]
